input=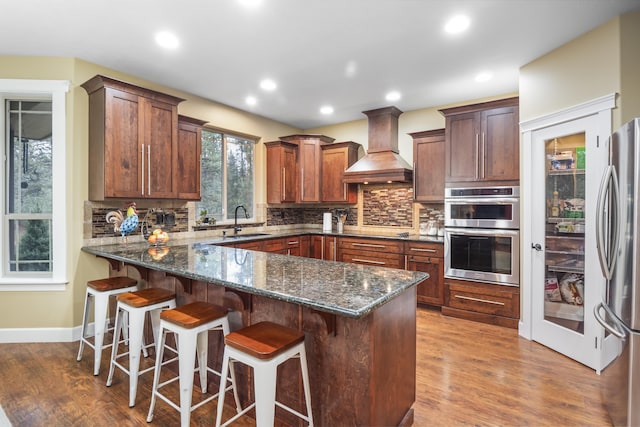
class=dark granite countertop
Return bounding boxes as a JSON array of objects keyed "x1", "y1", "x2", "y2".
[{"x1": 82, "y1": 239, "x2": 428, "y2": 319}]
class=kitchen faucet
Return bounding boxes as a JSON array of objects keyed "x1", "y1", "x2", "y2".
[{"x1": 234, "y1": 205, "x2": 248, "y2": 235}]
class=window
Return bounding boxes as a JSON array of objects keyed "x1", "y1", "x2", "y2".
[
  {"x1": 0, "y1": 79, "x2": 68, "y2": 289},
  {"x1": 197, "y1": 129, "x2": 255, "y2": 223}
]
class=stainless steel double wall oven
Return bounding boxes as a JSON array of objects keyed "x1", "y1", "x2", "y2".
[{"x1": 444, "y1": 186, "x2": 520, "y2": 286}]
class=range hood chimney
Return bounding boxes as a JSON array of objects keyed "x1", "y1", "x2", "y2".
[{"x1": 343, "y1": 106, "x2": 413, "y2": 184}]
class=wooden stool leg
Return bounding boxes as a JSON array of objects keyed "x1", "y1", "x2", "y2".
[{"x1": 253, "y1": 362, "x2": 278, "y2": 427}]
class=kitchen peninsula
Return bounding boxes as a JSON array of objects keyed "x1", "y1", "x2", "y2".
[{"x1": 82, "y1": 239, "x2": 427, "y2": 426}]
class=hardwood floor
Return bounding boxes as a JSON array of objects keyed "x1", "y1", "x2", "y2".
[{"x1": 0, "y1": 307, "x2": 612, "y2": 426}]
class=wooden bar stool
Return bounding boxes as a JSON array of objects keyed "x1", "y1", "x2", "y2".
[
  {"x1": 146, "y1": 302, "x2": 241, "y2": 427},
  {"x1": 76, "y1": 276, "x2": 138, "y2": 375},
  {"x1": 214, "y1": 321, "x2": 314, "y2": 427},
  {"x1": 106, "y1": 287, "x2": 176, "y2": 407}
]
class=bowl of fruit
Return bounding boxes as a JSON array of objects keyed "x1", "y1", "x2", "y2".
[{"x1": 147, "y1": 228, "x2": 169, "y2": 246}]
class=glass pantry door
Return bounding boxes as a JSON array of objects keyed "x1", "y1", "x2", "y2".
[{"x1": 529, "y1": 115, "x2": 608, "y2": 371}]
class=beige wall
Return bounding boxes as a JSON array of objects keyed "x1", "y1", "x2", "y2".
[
  {"x1": 620, "y1": 10, "x2": 640, "y2": 124},
  {"x1": 0, "y1": 56, "x2": 300, "y2": 330},
  {"x1": 519, "y1": 16, "x2": 623, "y2": 127}
]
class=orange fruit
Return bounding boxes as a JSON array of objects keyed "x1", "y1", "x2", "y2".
[{"x1": 148, "y1": 235, "x2": 157, "y2": 244}]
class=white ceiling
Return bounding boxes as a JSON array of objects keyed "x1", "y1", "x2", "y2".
[{"x1": 2, "y1": 0, "x2": 639, "y2": 129}]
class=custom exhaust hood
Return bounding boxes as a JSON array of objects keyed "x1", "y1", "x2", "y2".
[{"x1": 343, "y1": 106, "x2": 413, "y2": 184}]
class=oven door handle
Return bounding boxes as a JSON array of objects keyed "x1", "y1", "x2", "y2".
[
  {"x1": 444, "y1": 197, "x2": 520, "y2": 205},
  {"x1": 444, "y1": 228, "x2": 519, "y2": 237}
]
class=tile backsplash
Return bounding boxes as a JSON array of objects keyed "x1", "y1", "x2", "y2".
[{"x1": 362, "y1": 184, "x2": 414, "y2": 227}]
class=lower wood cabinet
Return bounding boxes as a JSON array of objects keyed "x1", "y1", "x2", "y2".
[
  {"x1": 442, "y1": 278, "x2": 520, "y2": 328},
  {"x1": 405, "y1": 241, "x2": 444, "y2": 306},
  {"x1": 338, "y1": 237, "x2": 404, "y2": 269}
]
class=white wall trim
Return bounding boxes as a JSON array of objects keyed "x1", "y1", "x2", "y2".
[
  {"x1": 520, "y1": 93, "x2": 617, "y2": 132},
  {"x1": 0, "y1": 325, "x2": 83, "y2": 343}
]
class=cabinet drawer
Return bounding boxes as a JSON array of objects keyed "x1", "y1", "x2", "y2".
[
  {"x1": 263, "y1": 238, "x2": 286, "y2": 253},
  {"x1": 339, "y1": 237, "x2": 403, "y2": 254},
  {"x1": 404, "y1": 241, "x2": 443, "y2": 257},
  {"x1": 445, "y1": 280, "x2": 519, "y2": 318},
  {"x1": 340, "y1": 249, "x2": 404, "y2": 269}
]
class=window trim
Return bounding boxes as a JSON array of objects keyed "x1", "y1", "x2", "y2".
[
  {"x1": 198, "y1": 127, "x2": 257, "y2": 225},
  {"x1": 0, "y1": 79, "x2": 69, "y2": 290}
]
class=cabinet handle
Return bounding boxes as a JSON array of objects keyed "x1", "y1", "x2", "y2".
[
  {"x1": 481, "y1": 132, "x2": 485, "y2": 179},
  {"x1": 147, "y1": 145, "x2": 151, "y2": 195},
  {"x1": 404, "y1": 254, "x2": 408, "y2": 270},
  {"x1": 410, "y1": 247, "x2": 437, "y2": 253},
  {"x1": 343, "y1": 182, "x2": 347, "y2": 200},
  {"x1": 141, "y1": 144, "x2": 145, "y2": 196},
  {"x1": 301, "y1": 167, "x2": 304, "y2": 200},
  {"x1": 352, "y1": 242, "x2": 386, "y2": 249},
  {"x1": 410, "y1": 257, "x2": 432, "y2": 264},
  {"x1": 282, "y1": 168, "x2": 286, "y2": 199},
  {"x1": 475, "y1": 134, "x2": 479, "y2": 180},
  {"x1": 287, "y1": 241, "x2": 298, "y2": 245},
  {"x1": 352, "y1": 258, "x2": 385, "y2": 265},
  {"x1": 454, "y1": 294, "x2": 505, "y2": 306}
]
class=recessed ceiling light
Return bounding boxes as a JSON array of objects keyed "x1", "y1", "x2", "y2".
[
  {"x1": 155, "y1": 31, "x2": 179, "y2": 49},
  {"x1": 245, "y1": 95, "x2": 257, "y2": 106},
  {"x1": 320, "y1": 105, "x2": 334, "y2": 115},
  {"x1": 238, "y1": 0, "x2": 262, "y2": 8},
  {"x1": 444, "y1": 15, "x2": 470, "y2": 34},
  {"x1": 260, "y1": 79, "x2": 277, "y2": 91},
  {"x1": 475, "y1": 72, "x2": 492, "y2": 82},
  {"x1": 385, "y1": 91, "x2": 401, "y2": 102}
]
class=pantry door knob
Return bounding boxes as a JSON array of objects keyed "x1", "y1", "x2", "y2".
[{"x1": 531, "y1": 243, "x2": 543, "y2": 251}]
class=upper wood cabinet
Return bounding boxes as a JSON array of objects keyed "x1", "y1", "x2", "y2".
[
  {"x1": 280, "y1": 134, "x2": 335, "y2": 203},
  {"x1": 176, "y1": 115, "x2": 207, "y2": 200},
  {"x1": 410, "y1": 129, "x2": 445, "y2": 202},
  {"x1": 265, "y1": 140, "x2": 298, "y2": 203},
  {"x1": 82, "y1": 75, "x2": 185, "y2": 200},
  {"x1": 321, "y1": 141, "x2": 361, "y2": 203},
  {"x1": 439, "y1": 97, "x2": 519, "y2": 185}
]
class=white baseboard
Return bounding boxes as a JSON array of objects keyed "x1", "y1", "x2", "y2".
[{"x1": 0, "y1": 323, "x2": 94, "y2": 344}]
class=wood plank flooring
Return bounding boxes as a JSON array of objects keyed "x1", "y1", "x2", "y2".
[{"x1": 0, "y1": 307, "x2": 612, "y2": 426}]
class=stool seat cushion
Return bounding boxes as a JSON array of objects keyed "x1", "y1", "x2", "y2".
[
  {"x1": 87, "y1": 276, "x2": 137, "y2": 292},
  {"x1": 160, "y1": 302, "x2": 229, "y2": 329},
  {"x1": 224, "y1": 321, "x2": 304, "y2": 360},
  {"x1": 117, "y1": 288, "x2": 176, "y2": 308}
]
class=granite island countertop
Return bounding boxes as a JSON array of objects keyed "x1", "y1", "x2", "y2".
[{"x1": 82, "y1": 240, "x2": 427, "y2": 319}]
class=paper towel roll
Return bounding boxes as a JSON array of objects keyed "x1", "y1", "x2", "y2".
[{"x1": 323, "y1": 212, "x2": 332, "y2": 232}]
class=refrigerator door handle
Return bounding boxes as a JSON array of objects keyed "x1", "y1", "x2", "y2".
[
  {"x1": 594, "y1": 302, "x2": 626, "y2": 339},
  {"x1": 596, "y1": 165, "x2": 620, "y2": 280}
]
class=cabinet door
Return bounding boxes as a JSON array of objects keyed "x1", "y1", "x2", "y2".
[
  {"x1": 282, "y1": 145, "x2": 298, "y2": 202},
  {"x1": 321, "y1": 142, "x2": 359, "y2": 203},
  {"x1": 176, "y1": 117, "x2": 204, "y2": 200},
  {"x1": 309, "y1": 235, "x2": 323, "y2": 259},
  {"x1": 104, "y1": 88, "x2": 144, "y2": 198},
  {"x1": 299, "y1": 140, "x2": 322, "y2": 202},
  {"x1": 407, "y1": 255, "x2": 444, "y2": 306},
  {"x1": 482, "y1": 106, "x2": 519, "y2": 181},
  {"x1": 324, "y1": 236, "x2": 337, "y2": 261},
  {"x1": 412, "y1": 129, "x2": 445, "y2": 202},
  {"x1": 445, "y1": 112, "x2": 479, "y2": 182},
  {"x1": 144, "y1": 98, "x2": 178, "y2": 198}
]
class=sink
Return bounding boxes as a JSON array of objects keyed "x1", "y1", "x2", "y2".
[{"x1": 225, "y1": 233, "x2": 270, "y2": 239}]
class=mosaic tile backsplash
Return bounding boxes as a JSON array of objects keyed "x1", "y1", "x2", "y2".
[
  {"x1": 91, "y1": 207, "x2": 188, "y2": 238},
  {"x1": 362, "y1": 184, "x2": 414, "y2": 227},
  {"x1": 267, "y1": 207, "x2": 357, "y2": 226}
]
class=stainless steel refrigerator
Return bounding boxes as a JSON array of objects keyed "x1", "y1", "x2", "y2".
[{"x1": 594, "y1": 118, "x2": 640, "y2": 427}]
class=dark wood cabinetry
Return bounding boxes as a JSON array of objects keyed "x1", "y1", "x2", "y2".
[
  {"x1": 321, "y1": 141, "x2": 361, "y2": 203},
  {"x1": 265, "y1": 141, "x2": 298, "y2": 204},
  {"x1": 176, "y1": 115, "x2": 207, "y2": 200},
  {"x1": 338, "y1": 237, "x2": 404, "y2": 269},
  {"x1": 82, "y1": 75, "x2": 185, "y2": 200},
  {"x1": 442, "y1": 278, "x2": 520, "y2": 328},
  {"x1": 440, "y1": 97, "x2": 519, "y2": 186},
  {"x1": 280, "y1": 134, "x2": 335, "y2": 203},
  {"x1": 405, "y1": 241, "x2": 444, "y2": 306},
  {"x1": 410, "y1": 129, "x2": 445, "y2": 202}
]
